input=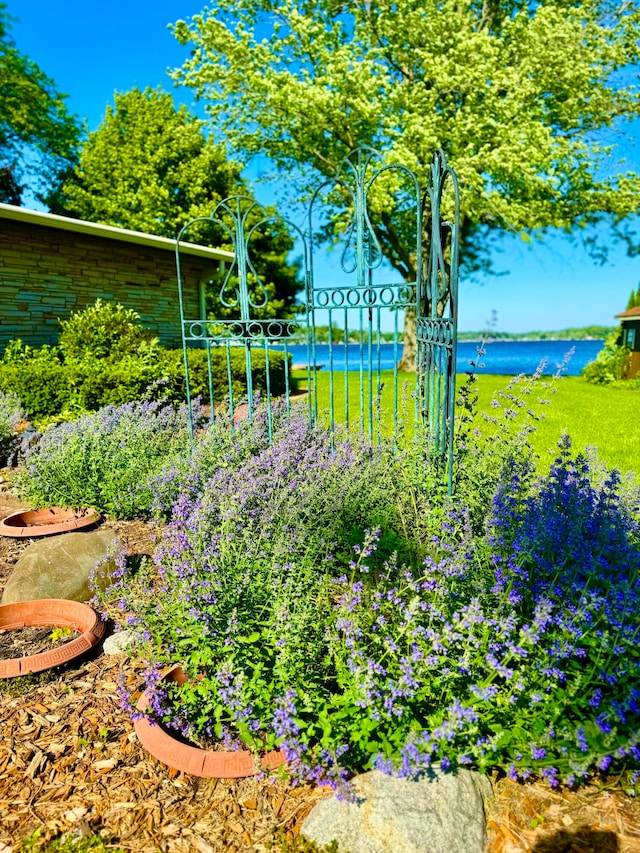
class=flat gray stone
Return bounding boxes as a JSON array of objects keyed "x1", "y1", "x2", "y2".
[
  {"x1": 301, "y1": 768, "x2": 492, "y2": 853},
  {"x1": 2, "y1": 528, "x2": 120, "y2": 604}
]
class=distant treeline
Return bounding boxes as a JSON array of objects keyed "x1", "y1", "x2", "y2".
[
  {"x1": 304, "y1": 325, "x2": 615, "y2": 344},
  {"x1": 458, "y1": 325, "x2": 615, "y2": 341}
]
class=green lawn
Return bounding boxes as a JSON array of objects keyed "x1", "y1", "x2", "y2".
[
  {"x1": 293, "y1": 370, "x2": 640, "y2": 477},
  {"x1": 474, "y1": 374, "x2": 640, "y2": 477}
]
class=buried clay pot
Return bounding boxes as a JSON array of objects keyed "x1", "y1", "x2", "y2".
[
  {"x1": 0, "y1": 599, "x2": 107, "y2": 678},
  {"x1": 0, "y1": 507, "x2": 101, "y2": 538},
  {"x1": 135, "y1": 664, "x2": 287, "y2": 779}
]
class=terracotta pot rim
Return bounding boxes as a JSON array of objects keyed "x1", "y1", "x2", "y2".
[
  {"x1": 0, "y1": 599, "x2": 106, "y2": 678},
  {"x1": 134, "y1": 664, "x2": 287, "y2": 779},
  {"x1": 0, "y1": 507, "x2": 101, "y2": 538}
]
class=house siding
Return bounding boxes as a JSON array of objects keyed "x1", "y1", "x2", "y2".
[{"x1": 0, "y1": 217, "x2": 223, "y2": 351}]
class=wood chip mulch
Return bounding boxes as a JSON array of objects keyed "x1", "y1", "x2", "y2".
[
  {"x1": 0, "y1": 485, "x2": 639, "y2": 852},
  {"x1": 485, "y1": 778, "x2": 640, "y2": 853},
  {"x1": 0, "y1": 654, "x2": 329, "y2": 853}
]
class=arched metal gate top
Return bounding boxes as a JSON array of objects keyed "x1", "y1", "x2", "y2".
[{"x1": 174, "y1": 148, "x2": 460, "y2": 491}]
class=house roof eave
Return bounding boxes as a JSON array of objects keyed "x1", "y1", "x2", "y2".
[
  {"x1": 0, "y1": 203, "x2": 234, "y2": 263},
  {"x1": 615, "y1": 306, "x2": 640, "y2": 320}
]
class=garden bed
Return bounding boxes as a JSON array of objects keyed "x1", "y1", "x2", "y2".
[
  {"x1": 0, "y1": 518, "x2": 638, "y2": 852},
  {"x1": 2, "y1": 364, "x2": 640, "y2": 853}
]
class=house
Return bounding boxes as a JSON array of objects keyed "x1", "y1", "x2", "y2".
[
  {"x1": 0, "y1": 203, "x2": 233, "y2": 352},
  {"x1": 615, "y1": 305, "x2": 640, "y2": 379}
]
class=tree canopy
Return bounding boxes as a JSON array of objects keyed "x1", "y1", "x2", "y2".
[
  {"x1": 626, "y1": 285, "x2": 640, "y2": 310},
  {"x1": 0, "y1": 3, "x2": 81, "y2": 204},
  {"x1": 171, "y1": 0, "x2": 640, "y2": 278},
  {"x1": 50, "y1": 87, "x2": 302, "y2": 321},
  {"x1": 48, "y1": 87, "x2": 239, "y2": 237}
]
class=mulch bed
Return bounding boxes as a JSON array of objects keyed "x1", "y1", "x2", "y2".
[{"x1": 0, "y1": 485, "x2": 639, "y2": 852}]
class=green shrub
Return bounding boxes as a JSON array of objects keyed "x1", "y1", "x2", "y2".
[
  {"x1": 0, "y1": 388, "x2": 25, "y2": 463},
  {"x1": 174, "y1": 346, "x2": 291, "y2": 402},
  {"x1": 582, "y1": 330, "x2": 629, "y2": 385},
  {"x1": 0, "y1": 291, "x2": 293, "y2": 417},
  {"x1": 63, "y1": 347, "x2": 290, "y2": 412},
  {"x1": 0, "y1": 340, "x2": 290, "y2": 422},
  {"x1": 65, "y1": 354, "x2": 163, "y2": 410},
  {"x1": 0, "y1": 360, "x2": 71, "y2": 418},
  {"x1": 0, "y1": 340, "x2": 71, "y2": 418},
  {"x1": 58, "y1": 298, "x2": 155, "y2": 360}
]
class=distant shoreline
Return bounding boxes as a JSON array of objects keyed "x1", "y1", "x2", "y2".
[
  {"x1": 457, "y1": 326, "x2": 614, "y2": 343},
  {"x1": 286, "y1": 340, "x2": 603, "y2": 376},
  {"x1": 458, "y1": 335, "x2": 605, "y2": 343},
  {"x1": 309, "y1": 325, "x2": 615, "y2": 345}
]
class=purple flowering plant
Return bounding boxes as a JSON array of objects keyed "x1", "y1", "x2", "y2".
[
  {"x1": 98, "y1": 404, "x2": 439, "y2": 782},
  {"x1": 94, "y1": 382, "x2": 640, "y2": 792},
  {"x1": 16, "y1": 396, "x2": 205, "y2": 518},
  {"x1": 0, "y1": 389, "x2": 25, "y2": 464},
  {"x1": 326, "y1": 439, "x2": 639, "y2": 787}
]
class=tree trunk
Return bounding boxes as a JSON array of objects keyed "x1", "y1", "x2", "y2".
[{"x1": 397, "y1": 305, "x2": 416, "y2": 371}]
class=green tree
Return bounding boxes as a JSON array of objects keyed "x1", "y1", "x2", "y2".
[
  {"x1": 626, "y1": 286, "x2": 640, "y2": 311},
  {"x1": 171, "y1": 0, "x2": 640, "y2": 366},
  {"x1": 0, "y1": 3, "x2": 81, "y2": 204},
  {"x1": 50, "y1": 86, "x2": 302, "y2": 321}
]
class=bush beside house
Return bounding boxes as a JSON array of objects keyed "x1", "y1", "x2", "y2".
[{"x1": 0, "y1": 300, "x2": 290, "y2": 422}]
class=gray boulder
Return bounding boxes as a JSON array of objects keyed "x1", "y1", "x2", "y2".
[
  {"x1": 102, "y1": 628, "x2": 137, "y2": 655},
  {"x1": 2, "y1": 528, "x2": 120, "y2": 604},
  {"x1": 301, "y1": 768, "x2": 492, "y2": 853}
]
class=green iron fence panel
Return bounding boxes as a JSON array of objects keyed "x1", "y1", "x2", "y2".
[
  {"x1": 306, "y1": 147, "x2": 422, "y2": 446},
  {"x1": 416, "y1": 150, "x2": 460, "y2": 491},
  {"x1": 174, "y1": 148, "x2": 460, "y2": 488},
  {"x1": 175, "y1": 196, "x2": 309, "y2": 444}
]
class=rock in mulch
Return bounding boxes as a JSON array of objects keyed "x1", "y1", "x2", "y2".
[
  {"x1": 1, "y1": 528, "x2": 120, "y2": 604},
  {"x1": 301, "y1": 767, "x2": 492, "y2": 853},
  {"x1": 102, "y1": 629, "x2": 137, "y2": 656}
]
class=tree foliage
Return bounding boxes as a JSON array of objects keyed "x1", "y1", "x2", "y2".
[
  {"x1": 171, "y1": 0, "x2": 640, "y2": 280},
  {"x1": 48, "y1": 87, "x2": 239, "y2": 237},
  {"x1": 50, "y1": 87, "x2": 303, "y2": 320},
  {"x1": 0, "y1": 3, "x2": 81, "y2": 204},
  {"x1": 626, "y1": 285, "x2": 640, "y2": 311}
]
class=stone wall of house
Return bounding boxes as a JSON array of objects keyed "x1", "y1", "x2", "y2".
[{"x1": 0, "y1": 218, "x2": 221, "y2": 352}]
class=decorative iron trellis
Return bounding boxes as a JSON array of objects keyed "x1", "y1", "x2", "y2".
[
  {"x1": 174, "y1": 148, "x2": 460, "y2": 489},
  {"x1": 417, "y1": 150, "x2": 460, "y2": 488}
]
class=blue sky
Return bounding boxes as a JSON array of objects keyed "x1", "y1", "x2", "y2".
[{"x1": 9, "y1": 0, "x2": 640, "y2": 333}]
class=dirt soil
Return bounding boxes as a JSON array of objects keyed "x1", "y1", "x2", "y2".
[
  {"x1": 0, "y1": 485, "x2": 639, "y2": 853},
  {"x1": 0, "y1": 625, "x2": 80, "y2": 659}
]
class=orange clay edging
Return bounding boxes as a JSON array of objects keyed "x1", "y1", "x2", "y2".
[
  {"x1": 0, "y1": 599, "x2": 107, "y2": 678},
  {"x1": 135, "y1": 664, "x2": 287, "y2": 779},
  {"x1": 0, "y1": 507, "x2": 101, "y2": 538}
]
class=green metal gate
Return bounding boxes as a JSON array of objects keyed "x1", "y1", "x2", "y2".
[{"x1": 174, "y1": 148, "x2": 459, "y2": 486}]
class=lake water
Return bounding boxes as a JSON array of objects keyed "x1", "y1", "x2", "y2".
[{"x1": 279, "y1": 339, "x2": 603, "y2": 376}]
